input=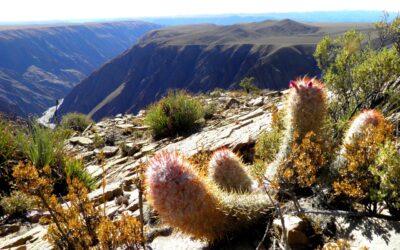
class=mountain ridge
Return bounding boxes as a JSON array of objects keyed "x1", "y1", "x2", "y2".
[
  {"x1": 58, "y1": 19, "x2": 373, "y2": 120},
  {"x1": 0, "y1": 21, "x2": 160, "y2": 117}
]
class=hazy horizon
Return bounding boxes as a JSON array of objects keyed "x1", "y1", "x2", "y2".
[{"x1": 0, "y1": 0, "x2": 399, "y2": 23}]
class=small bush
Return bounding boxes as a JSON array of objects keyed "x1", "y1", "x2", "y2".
[
  {"x1": 210, "y1": 88, "x2": 223, "y2": 98},
  {"x1": 65, "y1": 159, "x2": 97, "y2": 191},
  {"x1": 239, "y1": 77, "x2": 259, "y2": 93},
  {"x1": 93, "y1": 134, "x2": 105, "y2": 149},
  {"x1": 370, "y1": 140, "x2": 400, "y2": 215},
  {"x1": 204, "y1": 103, "x2": 217, "y2": 120},
  {"x1": 20, "y1": 123, "x2": 66, "y2": 169},
  {"x1": 60, "y1": 113, "x2": 93, "y2": 132},
  {"x1": 19, "y1": 123, "x2": 68, "y2": 194},
  {"x1": 13, "y1": 162, "x2": 144, "y2": 249},
  {"x1": 254, "y1": 106, "x2": 284, "y2": 164},
  {"x1": 279, "y1": 131, "x2": 328, "y2": 188},
  {"x1": 0, "y1": 120, "x2": 18, "y2": 195},
  {"x1": 0, "y1": 191, "x2": 35, "y2": 217},
  {"x1": 144, "y1": 90, "x2": 204, "y2": 139}
]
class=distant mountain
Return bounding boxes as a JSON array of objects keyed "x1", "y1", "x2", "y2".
[
  {"x1": 58, "y1": 19, "x2": 373, "y2": 121},
  {"x1": 142, "y1": 11, "x2": 395, "y2": 25},
  {"x1": 0, "y1": 21, "x2": 160, "y2": 117}
]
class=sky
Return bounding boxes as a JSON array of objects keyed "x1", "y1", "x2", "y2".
[{"x1": 0, "y1": 0, "x2": 399, "y2": 22}]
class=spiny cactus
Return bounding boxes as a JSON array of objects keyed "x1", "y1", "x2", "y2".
[
  {"x1": 208, "y1": 148, "x2": 254, "y2": 192},
  {"x1": 265, "y1": 77, "x2": 327, "y2": 181},
  {"x1": 146, "y1": 151, "x2": 271, "y2": 241},
  {"x1": 334, "y1": 109, "x2": 385, "y2": 170},
  {"x1": 342, "y1": 109, "x2": 384, "y2": 147}
]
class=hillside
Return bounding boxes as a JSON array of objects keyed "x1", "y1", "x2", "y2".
[
  {"x1": 2, "y1": 89, "x2": 400, "y2": 249},
  {"x1": 58, "y1": 19, "x2": 373, "y2": 121},
  {"x1": 0, "y1": 21, "x2": 160, "y2": 117}
]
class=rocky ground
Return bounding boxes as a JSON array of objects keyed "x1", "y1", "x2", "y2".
[{"x1": 1, "y1": 90, "x2": 400, "y2": 250}]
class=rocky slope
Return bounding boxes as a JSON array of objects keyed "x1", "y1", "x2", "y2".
[
  {"x1": 2, "y1": 90, "x2": 400, "y2": 249},
  {"x1": 58, "y1": 19, "x2": 373, "y2": 121},
  {"x1": 0, "y1": 21, "x2": 160, "y2": 117}
]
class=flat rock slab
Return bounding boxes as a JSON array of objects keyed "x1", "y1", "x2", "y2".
[
  {"x1": 116, "y1": 124, "x2": 134, "y2": 129},
  {"x1": 69, "y1": 136, "x2": 93, "y2": 146},
  {"x1": 336, "y1": 216, "x2": 400, "y2": 249},
  {"x1": 150, "y1": 234, "x2": 207, "y2": 250},
  {"x1": 163, "y1": 109, "x2": 272, "y2": 157},
  {"x1": 0, "y1": 225, "x2": 47, "y2": 249},
  {"x1": 89, "y1": 182, "x2": 123, "y2": 205},
  {"x1": 95, "y1": 146, "x2": 119, "y2": 158}
]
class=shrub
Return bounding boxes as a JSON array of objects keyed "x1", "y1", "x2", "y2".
[
  {"x1": 13, "y1": 162, "x2": 144, "y2": 249},
  {"x1": 314, "y1": 28, "x2": 400, "y2": 122},
  {"x1": 20, "y1": 123, "x2": 66, "y2": 169},
  {"x1": 204, "y1": 103, "x2": 217, "y2": 120},
  {"x1": 93, "y1": 133, "x2": 105, "y2": 149},
  {"x1": 144, "y1": 90, "x2": 204, "y2": 139},
  {"x1": 254, "y1": 105, "x2": 284, "y2": 165},
  {"x1": 60, "y1": 113, "x2": 93, "y2": 133},
  {"x1": 0, "y1": 120, "x2": 18, "y2": 195},
  {"x1": 65, "y1": 159, "x2": 97, "y2": 191},
  {"x1": 371, "y1": 140, "x2": 400, "y2": 215},
  {"x1": 239, "y1": 77, "x2": 259, "y2": 93},
  {"x1": 19, "y1": 123, "x2": 68, "y2": 194},
  {"x1": 0, "y1": 190, "x2": 35, "y2": 217},
  {"x1": 278, "y1": 131, "x2": 329, "y2": 188}
]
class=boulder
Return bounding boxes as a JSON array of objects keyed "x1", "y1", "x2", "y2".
[{"x1": 273, "y1": 215, "x2": 310, "y2": 246}]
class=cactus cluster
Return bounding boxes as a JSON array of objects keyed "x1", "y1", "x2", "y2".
[
  {"x1": 145, "y1": 76, "x2": 394, "y2": 241},
  {"x1": 146, "y1": 150, "x2": 271, "y2": 241}
]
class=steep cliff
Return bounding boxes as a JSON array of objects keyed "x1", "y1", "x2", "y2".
[
  {"x1": 0, "y1": 21, "x2": 160, "y2": 116},
  {"x1": 58, "y1": 20, "x2": 372, "y2": 120}
]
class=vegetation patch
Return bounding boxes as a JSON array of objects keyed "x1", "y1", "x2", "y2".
[
  {"x1": 144, "y1": 90, "x2": 205, "y2": 139},
  {"x1": 60, "y1": 112, "x2": 93, "y2": 133}
]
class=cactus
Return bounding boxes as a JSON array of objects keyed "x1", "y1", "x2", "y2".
[
  {"x1": 265, "y1": 77, "x2": 327, "y2": 180},
  {"x1": 342, "y1": 109, "x2": 384, "y2": 147},
  {"x1": 146, "y1": 151, "x2": 271, "y2": 241},
  {"x1": 208, "y1": 148, "x2": 254, "y2": 192},
  {"x1": 334, "y1": 109, "x2": 385, "y2": 170}
]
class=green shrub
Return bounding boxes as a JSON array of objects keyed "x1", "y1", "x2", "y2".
[
  {"x1": 239, "y1": 77, "x2": 259, "y2": 93},
  {"x1": 370, "y1": 140, "x2": 400, "y2": 216},
  {"x1": 20, "y1": 123, "x2": 66, "y2": 169},
  {"x1": 0, "y1": 120, "x2": 18, "y2": 195},
  {"x1": 314, "y1": 27, "x2": 400, "y2": 122},
  {"x1": 60, "y1": 113, "x2": 93, "y2": 132},
  {"x1": 64, "y1": 159, "x2": 97, "y2": 191},
  {"x1": 0, "y1": 191, "x2": 35, "y2": 217},
  {"x1": 210, "y1": 88, "x2": 223, "y2": 98},
  {"x1": 254, "y1": 106, "x2": 284, "y2": 164},
  {"x1": 144, "y1": 90, "x2": 204, "y2": 139},
  {"x1": 204, "y1": 103, "x2": 217, "y2": 120},
  {"x1": 93, "y1": 134, "x2": 105, "y2": 149},
  {"x1": 18, "y1": 123, "x2": 69, "y2": 194}
]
